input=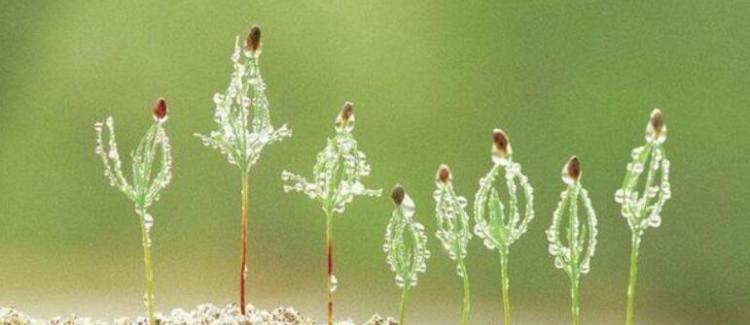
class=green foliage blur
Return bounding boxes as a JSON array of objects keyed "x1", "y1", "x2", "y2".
[{"x1": 0, "y1": 1, "x2": 748, "y2": 323}]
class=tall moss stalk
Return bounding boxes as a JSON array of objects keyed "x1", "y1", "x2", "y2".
[
  {"x1": 326, "y1": 210, "x2": 334, "y2": 324},
  {"x1": 433, "y1": 165, "x2": 473, "y2": 325},
  {"x1": 546, "y1": 157, "x2": 598, "y2": 325},
  {"x1": 196, "y1": 24, "x2": 292, "y2": 314},
  {"x1": 384, "y1": 185, "x2": 429, "y2": 325},
  {"x1": 473, "y1": 129, "x2": 535, "y2": 325},
  {"x1": 239, "y1": 172, "x2": 250, "y2": 313},
  {"x1": 615, "y1": 109, "x2": 671, "y2": 325},
  {"x1": 94, "y1": 98, "x2": 172, "y2": 324},
  {"x1": 282, "y1": 102, "x2": 381, "y2": 325}
]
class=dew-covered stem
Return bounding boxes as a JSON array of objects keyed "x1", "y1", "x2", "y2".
[
  {"x1": 326, "y1": 210, "x2": 334, "y2": 325},
  {"x1": 138, "y1": 204, "x2": 155, "y2": 325},
  {"x1": 499, "y1": 249, "x2": 511, "y2": 325},
  {"x1": 547, "y1": 157, "x2": 597, "y2": 325},
  {"x1": 625, "y1": 233, "x2": 641, "y2": 325},
  {"x1": 398, "y1": 283, "x2": 412, "y2": 325},
  {"x1": 196, "y1": 25, "x2": 292, "y2": 314},
  {"x1": 94, "y1": 99, "x2": 171, "y2": 324},
  {"x1": 458, "y1": 260, "x2": 471, "y2": 325},
  {"x1": 569, "y1": 273, "x2": 580, "y2": 325},
  {"x1": 239, "y1": 172, "x2": 250, "y2": 315},
  {"x1": 281, "y1": 102, "x2": 381, "y2": 325},
  {"x1": 384, "y1": 185, "x2": 429, "y2": 325},
  {"x1": 615, "y1": 109, "x2": 671, "y2": 325},
  {"x1": 474, "y1": 129, "x2": 535, "y2": 324}
]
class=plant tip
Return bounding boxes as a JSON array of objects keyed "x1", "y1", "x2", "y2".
[
  {"x1": 436, "y1": 164, "x2": 452, "y2": 183},
  {"x1": 246, "y1": 24, "x2": 262, "y2": 55},
  {"x1": 562, "y1": 156, "x2": 581, "y2": 185},
  {"x1": 491, "y1": 128, "x2": 512, "y2": 164},
  {"x1": 341, "y1": 101, "x2": 354, "y2": 121},
  {"x1": 645, "y1": 108, "x2": 667, "y2": 143},
  {"x1": 391, "y1": 184, "x2": 405, "y2": 205},
  {"x1": 335, "y1": 101, "x2": 355, "y2": 131},
  {"x1": 153, "y1": 97, "x2": 168, "y2": 121}
]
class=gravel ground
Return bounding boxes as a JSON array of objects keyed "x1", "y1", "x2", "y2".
[{"x1": 0, "y1": 305, "x2": 398, "y2": 325}]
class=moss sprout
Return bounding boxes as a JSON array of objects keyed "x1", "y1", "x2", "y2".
[
  {"x1": 615, "y1": 109, "x2": 672, "y2": 325},
  {"x1": 94, "y1": 98, "x2": 173, "y2": 324},
  {"x1": 433, "y1": 165, "x2": 472, "y2": 325},
  {"x1": 383, "y1": 184, "x2": 430, "y2": 324},
  {"x1": 281, "y1": 101, "x2": 381, "y2": 325},
  {"x1": 195, "y1": 24, "x2": 292, "y2": 315},
  {"x1": 546, "y1": 156, "x2": 598, "y2": 325},
  {"x1": 473, "y1": 129, "x2": 535, "y2": 324}
]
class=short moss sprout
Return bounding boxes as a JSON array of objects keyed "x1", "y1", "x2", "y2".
[
  {"x1": 195, "y1": 24, "x2": 292, "y2": 315},
  {"x1": 383, "y1": 185, "x2": 430, "y2": 325},
  {"x1": 546, "y1": 157, "x2": 598, "y2": 325},
  {"x1": 615, "y1": 109, "x2": 671, "y2": 325},
  {"x1": 281, "y1": 102, "x2": 381, "y2": 325},
  {"x1": 432, "y1": 165, "x2": 472, "y2": 325},
  {"x1": 94, "y1": 98, "x2": 173, "y2": 324},
  {"x1": 473, "y1": 129, "x2": 534, "y2": 324}
]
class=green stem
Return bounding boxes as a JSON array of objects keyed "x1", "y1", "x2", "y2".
[
  {"x1": 625, "y1": 233, "x2": 641, "y2": 325},
  {"x1": 398, "y1": 284, "x2": 412, "y2": 325},
  {"x1": 138, "y1": 205, "x2": 155, "y2": 325},
  {"x1": 570, "y1": 273, "x2": 580, "y2": 325},
  {"x1": 499, "y1": 249, "x2": 511, "y2": 325},
  {"x1": 326, "y1": 211, "x2": 334, "y2": 325},
  {"x1": 239, "y1": 172, "x2": 250, "y2": 314},
  {"x1": 458, "y1": 260, "x2": 471, "y2": 325}
]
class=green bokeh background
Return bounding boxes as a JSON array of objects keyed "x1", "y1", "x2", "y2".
[{"x1": 1, "y1": 1, "x2": 748, "y2": 323}]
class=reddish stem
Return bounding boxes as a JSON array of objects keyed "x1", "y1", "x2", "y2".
[
  {"x1": 240, "y1": 173, "x2": 250, "y2": 315},
  {"x1": 326, "y1": 212, "x2": 334, "y2": 325}
]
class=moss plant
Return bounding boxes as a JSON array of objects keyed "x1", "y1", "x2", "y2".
[
  {"x1": 195, "y1": 24, "x2": 292, "y2": 314},
  {"x1": 615, "y1": 109, "x2": 671, "y2": 325},
  {"x1": 94, "y1": 98, "x2": 173, "y2": 325},
  {"x1": 546, "y1": 157, "x2": 598, "y2": 325},
  {"x1": 281, "y1": 102, "x2": 381, "y2": 325},
  {"x1": 473, "y1": 129, "x2": 535, "y2": 324},
  {"x1": 433, "y1": 165, "x2": 472, "y2": 325},
  {"x1": 383, "y1": 185, "x2": 430, "y2": 325}
]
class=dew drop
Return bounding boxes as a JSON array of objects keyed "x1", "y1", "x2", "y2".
[
  {"x1": 143, "y1": 213, "x2": 154, "y2": 233},
  {"x1": 491, "y1": 155, "x2": 510, "y2": 166},
  {"x1": 580, "y1": 262, "x2": 590, "y2": 274},
  {"x1": 648, "y1": 215, "x2": 662, "y2": 228},
  {"x1": 614, "y1": 189, "x2": 625, "y2": 204},
  {"x1": 213, "y1": 93, "x2": 224, "y2": 104},
  {"x1": 108, "y1": 148, "x2": 119, "y2": 160},
  {"x1": 546, "y1": 228, "x2": 557, "y2": 242},
  {"x1": 631, "y1": 147, "x2": 644, "y2": 159},
  {"x1": 554, "y1": 257, "x2": 565, "y2": 269},
  {"x1": 329, "y1": 274, "x2": 338, "y2": 293},
  {"x1": 401, "y1": 194, "x2": 416, "y2": 218},
  {"x1": 548, "y1": 244, "x2": 559, "y2": 255},
  {"x1": 395, "y1": 274, "x2": 405, "y2": 288},
  {"x1": 456, "y1": 196, "x2": 468, "y2": 208}
]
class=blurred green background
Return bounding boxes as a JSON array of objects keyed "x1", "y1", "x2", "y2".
[{"x1": 1, "y1": 1, "x2": 748, "y2": 323}]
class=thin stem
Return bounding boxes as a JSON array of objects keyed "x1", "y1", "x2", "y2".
[
  {"x1": 625, "y1": 233, "x2": 641, "y2": 325},
  {"x1": 398, "y1": 283, "x2": 412, "y2": 325},
  {"x1": 326, "y1": 211, "x2": 334, "y2": 325},
  {"x1": 499, "y1": 249, "x2": 511, "y2": 325},
  {"x1": 458, "y1": 260, "x2": 471, "y2": 325},
  {"x1": 239, "y1": 172, "x2": 250, "y2": 315},
  {"x1": 138, "y1": 205, "x2": 155, "y2": 325},
  {"x1": 570, "y1": 273, "x2": 580, "y2": 325},
  {"x1": 567, "y1": 186, "x2": 580, "y2": 325}
]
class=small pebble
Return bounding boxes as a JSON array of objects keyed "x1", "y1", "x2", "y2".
[{"x1": 0, "y1": 305, "x2": 397, "y2": 325}]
